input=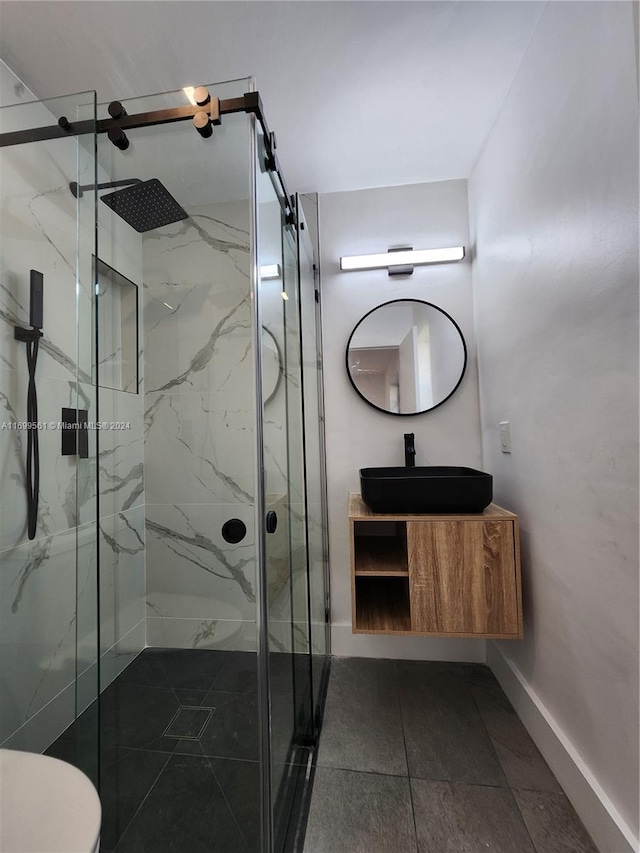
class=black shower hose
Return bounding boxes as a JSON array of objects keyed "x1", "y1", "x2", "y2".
[{"x1": 25, "y1": 334, "x2": 40, "y2": 540}]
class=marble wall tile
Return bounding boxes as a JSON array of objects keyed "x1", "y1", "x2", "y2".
[
  {"x1": 0, "y1": 369, "x2": 143, "y2": 545},
  {"x1": 0, "y1": 368, "x2": 84, "y2": 549},
  {"x1": 145, "y1": 502, "x2": 256, "y2": 624},
  {"x1": 146, "y1": 616, "x2": 256, "y2": 652},
  {"x1": 0, "y1": 524, "x2": 78, "y2": 743},
  {"x1": 0, "y1": 133, "x2": 96, "y2": 385},
  {"x1": 142, "y1": 201, "x2": 256, "y2": 651},
  {"x1": 0, "y1": 677, "x2": 76, "y2": 754},
  {"x1": 144, "y1": 391, "x2": 254, "y2": 506},
  {"x1": 0, "y1": 94, "x2": 149, "y2": 753},
  {"x1": 98, "y1": 619, "x2": 146, "y2": 695},
  {"x1": 97, "y1": 385, "x2": 144, "y2": 519},
  {"x1": 99, "y1": 506, "x2": 146, "y2": 658},
  {"x1": 144, "y1": 283, "x2": 253, "y2": 397}
]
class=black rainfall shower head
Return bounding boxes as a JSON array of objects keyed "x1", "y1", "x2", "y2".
[{"x1": 100, "y1": 178, "x2": 188, "y2": 233}]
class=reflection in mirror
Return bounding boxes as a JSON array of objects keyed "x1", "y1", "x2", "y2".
[
  {"x1": 262, "y1": 325, "x2": 282, "y2": 404},
  {"x1": 93, "y1": 258, "x2": 139, "y2": 393},
  {"x1": 346, "y1": 299, "x2": 466, "y2": 415}
]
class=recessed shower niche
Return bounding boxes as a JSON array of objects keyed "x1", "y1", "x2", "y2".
[{"x1": 93, "y1": 257, "x2": 139, "y2": 394}]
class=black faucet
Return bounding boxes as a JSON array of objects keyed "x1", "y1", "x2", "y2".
[{"x1": 404, "y1": 433, "x2": 416, "y2": 467}]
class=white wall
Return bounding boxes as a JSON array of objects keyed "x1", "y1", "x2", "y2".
[
  {"x1": 320, "y1": 179, "x2": 485, "y2": 660},
  {"x1": 468, "y1": 3, "x2": 639, "y2": 851}
]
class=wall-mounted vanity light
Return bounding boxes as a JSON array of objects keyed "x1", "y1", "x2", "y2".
[{"x1": 340, "y1": 246, "x2": 465, "y2": 276}]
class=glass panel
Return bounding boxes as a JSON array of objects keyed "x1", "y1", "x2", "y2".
[
  {"x1": 0, "y1": 88, "x2": 98, "y2": 783},
  {"x1": 256, "y1": 126, "x2": 312, "y2": 852},
  {"x1": 297, "y1": 195, "x2": 331, "y2": 727},
  {"x1": 93, "y1": 258, "x2": 139, "y2": 394},
  {"x1": 87, "y1": 81, "x2": 261, "y2": 852}
]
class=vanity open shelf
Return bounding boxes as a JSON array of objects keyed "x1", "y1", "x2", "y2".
[
  {"x1": 353, "y1": 521, "x2": 408, "y2": 576},
  {"x1": 350, "y1": 494, "x2": 523, "y2": 639}
]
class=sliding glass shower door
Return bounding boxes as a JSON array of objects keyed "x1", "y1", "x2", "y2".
[
  {"x1": 0, "y1": 90, "x2": 98, "y2": 775},
  {"x1": 255, "y1": 123, "x2": 314, "y2": 851},
  {"x1": 0, "y1": 79, "x2": 330, "y2": 853}
]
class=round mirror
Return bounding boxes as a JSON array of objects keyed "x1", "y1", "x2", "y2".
[
  {"x1": 262, "y1": 326, "x2": 282, "y2": 405},
  {"x1": 345, "y1": 299, "x2": 467, "y2": 415}
]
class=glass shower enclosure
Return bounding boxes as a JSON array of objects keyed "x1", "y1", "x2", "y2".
[{"x1": 0, "y1": 78, "x2": 329, "y2": 852}]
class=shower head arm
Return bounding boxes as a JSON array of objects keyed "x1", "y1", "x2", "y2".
[{"x1": 70, "y1": 178, "x2": 142, "y2": 199}]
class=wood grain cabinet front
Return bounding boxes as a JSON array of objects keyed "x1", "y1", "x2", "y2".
[{"x1": 350, "y1": 494, "x2": 523, "y2": 639}]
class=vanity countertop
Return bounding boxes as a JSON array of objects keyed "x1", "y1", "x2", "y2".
[{"x1": 349, "y1": 493, "x2": 517, "y2": 521}]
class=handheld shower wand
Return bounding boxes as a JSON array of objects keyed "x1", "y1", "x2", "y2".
[{"x1": 14, "y1": 271, "x2": 43, "y2": 540}]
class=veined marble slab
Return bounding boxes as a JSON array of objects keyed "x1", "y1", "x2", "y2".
[
  {"x1": 99, "y1": 506, "x2": 146, "y2": 658},
  {"x1": 0, "y1": 520, "x2": 96, "y2": 744},
  {"x1": 145, "y1": 502, "x2": 257, "y2": 623}
]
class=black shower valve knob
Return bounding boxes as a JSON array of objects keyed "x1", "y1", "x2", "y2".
[{"x1": 222, "y1": 519, "x2": 247, "y2": 544}]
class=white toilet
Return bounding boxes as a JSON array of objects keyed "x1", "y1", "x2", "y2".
[{"x1": 0, "y1": 749, "x2": 101, "y2": 853}]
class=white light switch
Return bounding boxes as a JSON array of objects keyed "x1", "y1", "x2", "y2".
[{"x1": 499, "y1": 421, "x2": 511, "y2": 454}]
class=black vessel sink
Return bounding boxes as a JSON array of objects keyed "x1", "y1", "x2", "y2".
[{"x1": 360, "y1": 466, "x2": 493, "y2": 514}]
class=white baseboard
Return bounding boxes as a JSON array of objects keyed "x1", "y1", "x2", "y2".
[
  {"x1": 331, "y1": 623, "x2": 486, "y2": 662},
  {"x1": 487, "y1": 644, "x2": 638, "y2": 853}
]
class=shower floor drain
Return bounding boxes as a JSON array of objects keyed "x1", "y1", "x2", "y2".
[{"x1": 163, "y1": 706, "x2": 214, "y2": 740}]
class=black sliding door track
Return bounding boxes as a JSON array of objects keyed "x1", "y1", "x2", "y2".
[{"x1": 0, "y1": 91, "x2": 295, "y2": 223}]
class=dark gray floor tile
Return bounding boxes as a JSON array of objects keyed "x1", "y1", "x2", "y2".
[
  {"x1": 395, "y1": 659, "x2": 472, "y2": 685},
  {"x1": 316, "y1": 657, "x2": 407, "y2": 775},
  {"x1": 100, "y1": 682, "x2": 182, "y2": 752},
  {"x1": 460, "y1": 662, "x2": 504, "y2": 692},
  {"x1": 173, "y1": 687, "x2": 210, "y2": 706},
  {"x1": 397, "y1": 662, "x2": 506, "y2": 786},
  {"x1": 99, "y1": 747, "x2": 170, "y2": 850},
  {"x1": 115, "y1": 648, "x2": 229, "y2": 692},
  {"x1": 198, "y1": 690, "x2": 259, "y2": 761},
  {"x1": 411, "y1": 778, "x2": 535, "y2": 853},
  {"x1": 157, "y1": 648, "x2": 229, "y2": 691},
  {"x1": 303, "y1": 767, "x2": 417, "y2": 853},
  {"x1": 270, "y1": 689, "x2": 299, "y2": 769},
  {"x1": 212, "y1": 651, "x2": 258, "y2": 693},
  {"x1": 270, "y1": 651, "x2": 296, "y2": 696},
  {"x1": 114, "y1": 754, "x2": 250, "y2": 852},
  {"x1": 45, "y1": 711, "x2": 100, "y2": 783},
  {"x1": 211, "y1": 758, "x2": 260, "y2": 852},
  {"x1": 514, "y1": 790, "x2": 599, "y2": 853},
  {"x1": 113, "y1": 649, "x2": 171, "y2": 688},
  {"x1": 471, "y1": 684, "x2": 563, "y2": 793}
]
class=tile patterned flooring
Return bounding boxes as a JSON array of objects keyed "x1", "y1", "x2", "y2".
[
  {"x1": 45, "y1": 653, "x2": 599, "y2": 852},
  {"x1": 303, "y1": 658, "x2": 599, "y2": 853},
  {"x1": 46, "y1": 649, "x2": 262, "y2": 852}
]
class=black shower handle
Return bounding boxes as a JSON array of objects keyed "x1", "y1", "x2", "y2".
[{"x1": 266, "y1": 511, "x2": 278, "y2": 534}]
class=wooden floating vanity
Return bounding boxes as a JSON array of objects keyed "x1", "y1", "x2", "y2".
[{"x1": 349, "y1": 494, "x2": 523, "y2": 639}]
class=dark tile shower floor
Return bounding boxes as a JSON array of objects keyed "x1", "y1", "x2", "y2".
[
  {"x1": 304, "y1": 658, "x2": 599, "y2": 853},
  {"x1": 46, "y1": 649, "x2": 263, "y2": 853}
]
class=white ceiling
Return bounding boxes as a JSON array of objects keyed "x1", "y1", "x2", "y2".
[{"x1": 0, "y1": 1, "x2": 545, "y2": 194}]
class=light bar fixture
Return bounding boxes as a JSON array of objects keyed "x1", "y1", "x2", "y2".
[
  {"x1": 340, "y1": 246, "x2": 465, "y2": 276},
  {"x1": 260, "y1": 263, "x2": 282, "y2": 280}
]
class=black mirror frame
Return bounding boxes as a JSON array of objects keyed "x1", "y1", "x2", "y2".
[{"x1": 345, "y1": 298, "x2": 468, "y2": 417}]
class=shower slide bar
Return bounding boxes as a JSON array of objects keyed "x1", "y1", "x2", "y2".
[{"x1": 0, "y1": 91, "x2": 296, "y2": 224}]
